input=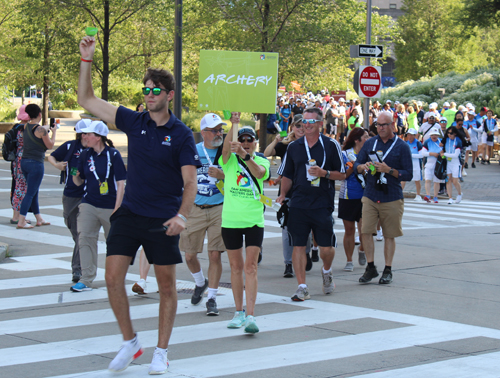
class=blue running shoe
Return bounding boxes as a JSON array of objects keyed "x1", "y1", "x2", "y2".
[
  {"x1": 227, "y1": 310, "x2": 246, "y2": 328},
  {"x1": 70, "y1": 282, "x2": 92, "y2": 292},
  {"x1": 244, "y1": 315, "x2": 259, "y2": 334}
]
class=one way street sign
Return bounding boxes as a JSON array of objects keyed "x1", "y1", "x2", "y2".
[{"x1": 349, "y1": 44, "x2": 383, "y2": 59}]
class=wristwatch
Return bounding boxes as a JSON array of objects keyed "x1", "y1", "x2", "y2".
[
  {"x1": 325, "y1": 170, "x2": 331, "y2": 179},
  {"x1": 388, "y1": 168, "x2": 394, "y2": 176},
  {"x1": 244, "y1": 153, "x2": 251, "y2": 161}
]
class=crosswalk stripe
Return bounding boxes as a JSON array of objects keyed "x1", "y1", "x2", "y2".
[{"x1": 404, "y1": 203, "x2": 500, "y2": 217}]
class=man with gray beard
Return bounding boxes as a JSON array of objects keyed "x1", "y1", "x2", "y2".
[{"x1": 179, "y1": 113, "x2": 227, "y2": 316}]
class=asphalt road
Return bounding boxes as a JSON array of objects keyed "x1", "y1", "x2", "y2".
[{"x1": 0, "y1": 122, "x2": 499, "y2": 377}]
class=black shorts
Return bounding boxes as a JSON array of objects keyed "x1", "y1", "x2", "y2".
[
  {"x1": 287, "y1": 207, "x2": 337, "y2": 247},
  {"x1": 221, "y1": 226, "x2": 264, "y2": 250},
  {"x1": 338, "y1": 198, "x2": 363, "y2": 222},
  {"x1": 106, "y1": 206, "x2": 182, "y2": 266}
]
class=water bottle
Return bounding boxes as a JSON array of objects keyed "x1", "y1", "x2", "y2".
[{"x1": 310, "y1": 159, "x2": 320, "y2": 187}]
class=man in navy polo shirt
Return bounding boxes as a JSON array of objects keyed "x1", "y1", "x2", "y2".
[
  {"x1": 78, "y1": 36, "x2": 200, "y2": 374},
  {"x1": 276, "y1": 107, "x2": 345, "y2": 302},
  {"x1": 354, "y1": 111, "x2": 413, "y2": 285}
]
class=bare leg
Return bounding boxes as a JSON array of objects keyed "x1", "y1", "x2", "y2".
[
  {"x1": 361, "y1": 233, "x2": 374, "y2": 263},
  {"x1": 425, "y1": 180, "x2": 431, "y2": 196},
  {"x1": 446, "y1": 174, "x2": 453, "y2": 199},
  {"x1": 319, "y1": 246, "x2": 335, "y2": 270},
  {"x1": 292, "y1": 246, "x2": 307, "y2": 285},
  {"x1": 139, "y1": 248, "x2": 151, "y2": 280},
  {"x1": 433, "y1": 182, "x2": 439, "y2": 198},
  {"x1": 244, "y1": 246, "x2": 260, "y2": 316},
  {"x1": 207, "y1": 250, "x2": 223, "y2": 289},
  {"x1": 343, "y1": 220, "x2": 355, "y2": 262},
  {"x1": 415, "y1": 181, "x2": 422, "y2": 196},
  {"x1": 358, "y1": 219, "x2": 364, "y2": 251},
  {"x1": 154, "y1": 264, "x2": 177, "y2": 348},
  {"x1": 185, "y1": 252, "x2": 201, "y2": 275},
  {"x1": 453, "y1": 177, "x2": 461, "y2": 195},
  {"x1": 105, "y1": 255, "x2": 135, "y2": 341},
  {"x1": 227, "y1": 248, "x2": 244, "y2": 311},
  {"x1": 383, "y1": 237, "x2": 396, "y2": 266}
]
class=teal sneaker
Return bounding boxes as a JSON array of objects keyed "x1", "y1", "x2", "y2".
[
  {"x1": 227, "y1": 310, "x2": 246, "y2": 328},
  {"x1": 244, "y1": 315, "x2": 259, "y2": 334}
]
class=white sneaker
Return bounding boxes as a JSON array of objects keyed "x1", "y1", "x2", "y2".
[
  {"x1": 354, "y1": 236, "x2": 360, "y2": 245},
  {"x1": 456, "y1": 194, "x2": 462, "y2": 203},
  {"x1": 447, "y1": 198, "x2": 454, "y2": 205},
  {"x1": 376, "y1": 230, "x2": 383, "y2": 241},
  {"x1": 344, "y1": 262, "x2": 354, "y2": 272},
  {"x1": 463, "y1": 169, "x2": 467, "y2": 176},
  {"x1": 108, "y1": 336, "x2": 143, "y2": 372},
  {"x1": 132, "y1": 279, "x2": 147, "y2": 294},
  {"x1": 148, "y1": 347, "x2": 169, "y2": 375},
  {"x1": 321, "y1": 268, "x2": 335, "y2": 294},
  {"x1": 413, "y1": 195, "x2": 424, "y2": 202}
]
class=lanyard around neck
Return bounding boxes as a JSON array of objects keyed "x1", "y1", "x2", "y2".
[
  {"x1": 372, "y1": 137, "x2": 398, "y2": 161},
  {"x1": 446, "y1": 138, "x2": 456, "y2": 152},
  {"x1": 236, "y1": 159, "x2": 260, "y2": 200},
  {"x1": 202, "y1": 144, "x2": 215, "y2": 166},
  {"x1": 304, "y1": 135, "x2": 326, "y2": 169},
  {"x1": 89, "y1": 150, "x2": 111, "y2": 182}
]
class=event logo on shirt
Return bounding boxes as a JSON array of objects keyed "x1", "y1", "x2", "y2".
[
  {"x1": 162, "y1": 136, "x2": 172, "y2": 146},
  {"x1": 236, "y1": 172, "x2": 251, "y2": 187}
]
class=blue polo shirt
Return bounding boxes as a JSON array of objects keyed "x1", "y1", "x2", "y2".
[
  {"x1": 77, "y1": 146, "x2": 127, "y2": 209},
  {"x1": 354, "y1": 134, "x2": 413, "y2": 203},
  {"x1": 115, "y1": 106, "x2": 201, "y2": 219},
  {"x1": 195, "y1": 142, "x2": 223, "y2": 206},
  {"x1": 281, "y1": 134, "x2": 344, "y2": 210},
  {"x1": 50, "y1": 139, "x2": 85, "y2": 198}
]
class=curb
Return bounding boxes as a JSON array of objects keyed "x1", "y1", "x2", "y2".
[{"x1": 0, "y1": 242, "x2": 9, "y2": 263}]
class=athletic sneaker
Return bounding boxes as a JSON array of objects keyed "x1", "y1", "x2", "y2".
[
  {"x1": 311, "y1": 248, "x2": 319, "y2": 262},
  {"x1": 70, "y1": 282, "x2": 91, "y2": 292},
  {"x1": 305, "y1": 253, "x2": 313, "y2": 271},
  {"x1": 358, "y1": 248, "x2": 366, "y2": 266},
  {"x1": 343, "y1": 262, "x2": 354, "y2": 272},
  {"x1": 108, "y1": 336, "x2": 143, "y2": 372},
  {"x1": 413, "y1": 195, "x2": 424, "y2": 202},
  {"x1": 379, "y1": 271, "x2": 393, "y2": 284},
  {"x1": 376, "y1": 230, "x2": 383, "y2": 242},
  {"x1": 423, "y1": 195, "x2": 431, "y2": 203},
  {"x1": 459, "y1": 177, "x2": 464, "y2": 183},
  {"x1": 148, "y1": 347, "x2": 168, "y2": 375},
  {"x1": 354, "y1": 236, "x2": 360, "y2": 245},
  {"x1": 463, "y1": 169, "x2": 467, "y2": 176},
  {"x1": 283, "y1": 263, "x2": 294, "y2": 278},
  {"x1": 244, "y1": 315, "x2": 259, "y2": 334},
  {"x1": 359, "y1": 266, "x2": 379, "y2": 283},
  {"x1": 456, "y1": 194, "x2": 462, "y2": 204},
  {"x1": 322, "y1": 269, "x2": 335, "y2": 294},
  {"x1": 191, "y1": 278, "x2": 208, "y2": 305},
  {"x1": 132, "y1": 279, "x2": 147, "y2": 295},
  {"x1": 447, "y1": 198, "x2": 454, "y2": 205},
  {"x1": 433, "y1": 197, "x2": 439, "y2": 203},
  {"x1": 464, "y1": 162, "x2": 468, "y2": 169},
  {"x1": 206, "y1": 298, "x2": 219, "y2": 316},
  {"x1": 471, "y1": 162, "x2": 476, "y2": 168},
  {"x1": 227, "y1": 310, "x2": 246, "y2": 328},
  {"x1": 291, "y1": 286, "x2": 310, "y2": 301}
]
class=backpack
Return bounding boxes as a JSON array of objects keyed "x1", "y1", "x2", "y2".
[{"x1": 2, "y1": 124, "x2": 22, "y2": 161}]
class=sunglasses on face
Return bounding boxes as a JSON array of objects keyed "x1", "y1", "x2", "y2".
[
  {"x1": 376, "y1": 122, "x2": 391, "y2": 128},
  {"x1": 142, "y1": 87, "x2": 170, "y2": 96},
  {"x1": 238, "y1": 136, "x2": 254, "y2": 143},
  {"x1": 294, "y1": 123, "x2": 303, "y2": 129},
  {"x1": 302, "y1": 119, "x2": 319, "y2": 124},
  {"x1": 206, "y1": 128, "x2": 223, "y2": 134}
]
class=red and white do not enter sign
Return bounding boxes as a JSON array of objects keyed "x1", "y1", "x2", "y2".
[{"x1": 359, "y1": 65, "x2": 381, "y2": 98}]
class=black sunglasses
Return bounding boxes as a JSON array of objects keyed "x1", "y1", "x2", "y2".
[
  {"x1": 142, "y1": 87, "x2": 170, "y2": 96},
  {"x1": 238, "y1": 136, "x2": 254, "y2": 143}
]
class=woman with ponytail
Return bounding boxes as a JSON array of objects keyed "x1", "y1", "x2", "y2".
[{"x1": 70, "y1": 121, "x2": 127, "y2": 292}]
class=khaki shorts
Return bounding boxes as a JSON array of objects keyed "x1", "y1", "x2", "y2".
[
  {"x1": 179, "y1": 204, "x2": 226, "y2": 254},
  {"x1": 361, "y1": 197, "x2": 404, "y2": 239}
]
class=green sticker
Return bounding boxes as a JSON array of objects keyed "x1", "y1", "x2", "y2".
[
  {"x1": 223, "y1": 110, "x2": 231, "y2": 120},
  {"x1": 279, "y1": 130, "x2": 288, "y2": 137},
  {"x1": 85, "y1": 27, "x2": 98, "y2": 36}
]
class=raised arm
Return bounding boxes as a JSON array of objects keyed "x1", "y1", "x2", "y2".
[
  {"x1": 222, "y1": 112, "x2": 240, "y2": 165},
  {"x1": 78, "y1": 36, "x2": 118, "y2": 125}
]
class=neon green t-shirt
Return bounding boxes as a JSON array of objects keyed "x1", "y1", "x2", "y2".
[
  {"x1": 408, "y1": 112, "x2": 418, "y2": 130},
  {"x1": 219, "y1": 153, "x2": 270, "y2": 228},
  {"x1": 443, "y1": 109, "x2": 457, "y2": 129}
]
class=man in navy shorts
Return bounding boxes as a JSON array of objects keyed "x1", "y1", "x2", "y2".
[
  {"x1": 277, "y1": 108, "x2": 345, "y2": 301},
  {"x1": 78, "y1": 36, "x2": 200, "y2": 374}
]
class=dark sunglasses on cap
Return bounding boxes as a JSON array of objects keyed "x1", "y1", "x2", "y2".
[
  {"x1": 142, "y1": 87, "x2": 170, "y2": 96},
  {"x1": 238, "y1": 136, "x2": 254, "y2": 143},
  {"x1": 302, "y1": 119, "x2": 320, "y2": 124}
]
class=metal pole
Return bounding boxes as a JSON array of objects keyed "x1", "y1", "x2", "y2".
[
  {"x1": 363, "y1": 0, "x2": 372, "y2": 129},
  {"x1": 173, "y1": 0, "x2": 182, "y2": 120}
]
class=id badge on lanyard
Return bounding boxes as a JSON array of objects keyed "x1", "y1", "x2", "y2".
[
  {"x1": 304, "y1": 136, "x2": 326, "y2": 187},
  {"x1": 90, "y1": 150, "x2": 111, "y2": 196}
]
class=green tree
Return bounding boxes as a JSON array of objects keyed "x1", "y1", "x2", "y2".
[{"x1": 461, "y1": 0, "x2": 500, "y2": 29}]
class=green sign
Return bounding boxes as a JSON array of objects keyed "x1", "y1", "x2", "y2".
[{"x1": 198, "y1": 50, "x2": 279, "y2": 114}]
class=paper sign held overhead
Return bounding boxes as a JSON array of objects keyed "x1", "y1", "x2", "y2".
[{"x1": 198, "y1": 50, "x2": 279, "y2": 114}]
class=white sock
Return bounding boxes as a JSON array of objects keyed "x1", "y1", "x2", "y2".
[
  {"x1": 191, "y1": 270, "x2": 205, "y2": 287},
  {"x1": 155, "y1": 347, "x2": 167, "y2": 354},
  {"x1": 299, "y1": 284, "x2": 307, "y2": 289},
  {"x1": 312, "y1": 246, "x2": 318, "y2": 251},
  {"x1": 322, "y1": 267, "x2": 332, "y2": 274},
  {"x1": 207, "y1": 288, "x2": 218, "y2": 300}
]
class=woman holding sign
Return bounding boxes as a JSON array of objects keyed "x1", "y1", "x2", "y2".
[{"x1": 220, "y1": 113, "x2": 270, "y2": 334}]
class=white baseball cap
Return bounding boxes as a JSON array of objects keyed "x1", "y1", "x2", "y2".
[
  {"x1": 429, "y1": 102, "x2": 438, "y2": 109},
  {"x1": 467, "y1": 110, "x2": 476, "y2": 116},
  {"x1": 339, "y1": 98, "x2": 345, "y2": 102},
  {"x1": 80, "y1": 120, "x2": 109, "y2": 137},
  {"x1": 75, "y1": 119, "x2": 92, "y2": 134},
  {"x1": 407, "y1": 128, "x2": 418, "y2": 135},
  {"x1": 429, "y1": 127, "x2": 441, "y2": 136},
  {"x1": 443, "y1": 101, "x2": 450, "y2": 107},
  {"x1": 416, "y1": 101, "x2": 423, "y2": 106},
  {"x1": 200, "y1": 113, "x2": 227, "y2": 131}
]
